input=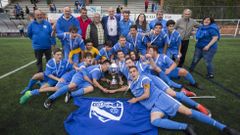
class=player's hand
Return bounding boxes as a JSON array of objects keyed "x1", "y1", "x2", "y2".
[
  {"x1": 106, "y1": 79, "x2": 111, "y2": 84},
  {"x1": 145, "y1": 53, "x2": 152, "y2": 59},
  {"x1": 102, "y1": 88, "x2": 109, "y2": 93},
  {"x1": 58, "y1": 78, "x2": 64, "y2": 83},
  {"x1": 203, "y1": 45, "x2": 210, "y2": 51},
  {"x1": 165, "y1": 69, "x2": 171, "y2": 75},
  {"x1": 68, "y1": 59, "x2": 74, "y2": 64},
  {"x1": 119, "y1": 80, "x2": 124, "y2": 85},
  {"x1": 128, "y1": 98, "x2": 138, "y2": 103}
]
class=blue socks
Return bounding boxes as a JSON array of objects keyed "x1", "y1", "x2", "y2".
[
  {"x1": 27, "y1": 79, "x2": 38, "y2": 89},
  {"x1": 152, "y1": 118, "x2": 187, "y2": 130},
  {"x1": 176, "y1": 92, "x2": 198, "y2": 108},
  {"x1": 185, "y1": 73, "x2": 196, "y2": 85},
  {"x1": 190, "y1": 109, "x2": 226, "y2": 130},
  {"x1": 159, "y1": 72, "x2": 182, "y2": 88},
  {"x1": 48, "y1": 85, "x2": 69, "y2": 100},
  {"x1": 71, "y1": 88, "x2": 84, "y2": 97},
  {"x1": 30, "y1": 89, "x2": 40, "y2": 96}
]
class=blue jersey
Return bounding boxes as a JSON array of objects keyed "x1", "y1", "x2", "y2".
[
  {"x1": 118, "y1": 19, "x2": 134, "y2": 37},
  {"x1": 196, "y1": 23, "x2": 220, "y2": 49},
  {"x1": 147, "y1": 32, "x2": 168, "y2": 53},
  {"x1": 126, "y1": 33, "x2": 147, "y2": 55},
  {"x1": 95, "y1": 48, "x2": 113, "y2": 61},
  {"x1": 82, "y1": 65, "x2": 104, "y2": 80},
  {"x1": 44, "y1": 58, "x2": 72, "y2": 78},
  {"x1": 130, "y1": 75, "x2": 161, "y2": 110},
  {"x1": 136, "y1": 23, "x2": 150, "y2": 34},
  {"x1": 57, "y1": 33, "x2": 85, "y2": 60},
  {"x1": 166, "y1": 30, "x2": 182, "y2": 57},
  {"x1": 112, "y1": 42, "x2": 134, "y2": 55},
  {"x1": 27, "y1": 20, "x2": 53, "y2": 50},
  {"x1": 149, "y1": 18, "x2": 167, "y2": 32},
  {"x1": 153, "y1": 54, "x2": 174, "y2": 72}
]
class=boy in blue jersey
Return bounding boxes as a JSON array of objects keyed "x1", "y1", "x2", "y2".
[
  {"x1": 57, "y1": 26, "x2": 85, "y2": 64},
  {"x1": 112, "y1": 36, "x2": 134, "y2": 56},
  {"x1": 95, "y1": 40, "x2": 114, "y2": 63},
  {"x1": 19, "y1": 52, "x2": 93, "y2": 104},
  {"x1": 128, "y1": 66, "x2": 240, "y2": 135},
  {"x1": 166, "y1": 20, "x2": 182, "y2": 64},
  {"x1": 118, "y1": 10, "x2": 134, "y2": 37},
  {"x1": 20, "y1": 48, "x2": 71, "y2": 95},
  {"x1": 43, "y1": 60, "x2": 111, "y2": 109},
  {"x1": 147, "y1": 23, "x2": 168, "y2": 54},
  {"x1": 148, "y1": 46, "x2": 199, "y2": 88},
  {"x1": 126, "y1": 25, "x2": 147, "y2": 56}
]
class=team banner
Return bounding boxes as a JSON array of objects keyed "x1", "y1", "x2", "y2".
[{"x1": 64, "y1": 97, "x2": 158, "y2": 135}]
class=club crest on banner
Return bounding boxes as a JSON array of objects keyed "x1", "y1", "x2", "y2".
[{"x1": 89, "y1": 101, "x2": 124, "y2": 123}]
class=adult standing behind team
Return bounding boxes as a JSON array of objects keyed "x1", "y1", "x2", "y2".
[
  {"x1": 102, "y1": 7, "x2": 120, "y2": 45},
  {"x1": 77, "y1": 7, "x2": 92, "y2": 40},
  {"x1": 149, "y1": 10, "x2": 167, "y2": 31},
  {"x1": 27, "y1": 10, "x2": 53, "y2": 73},
  {"x1": 175, "y1": 9, "x2": 200, "y2": 67},
  {"x1": 86, "y1": 13, "x2": 105, "y2": 50},
  {"x1": 56, "y1": 7, "x2": 82, "y2": 51}
]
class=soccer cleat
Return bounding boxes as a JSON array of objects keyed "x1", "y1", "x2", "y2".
[
  {"x1": 207, "y1": 74, "x2": 214, "y2": 79},
  {"x1": 181, "y1": 87, "x2": 197, "y2": 97},
  {"x1": 223, "y1": 127, "x2": 240, "y2": 135},
  {"x1": 19, "y1": 91, "x2": 32, "y2": 104},
  {"x1": 64, "y1": 92, "x2": 71, "y2": 103},
  {"x1": 43, "y1": 99, "x2": 53, "y2": 110},
  {"x1": 20, "y1": 87, "x2": 30, "y2": 95},
  {"x1": 196, "y1": 104, "x2": 212, "y2": 117},
  {"x1": 184, "y1": 125, "x2": 197, "y2": 135}
]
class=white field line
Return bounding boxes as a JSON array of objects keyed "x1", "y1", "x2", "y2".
[{"x1": 0, "y1": 60, "x2": 36, "y2": 80}]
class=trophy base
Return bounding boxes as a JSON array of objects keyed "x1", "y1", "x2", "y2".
[{"x1": 109, "y1": 84, "x2": 119, "y2": 90}]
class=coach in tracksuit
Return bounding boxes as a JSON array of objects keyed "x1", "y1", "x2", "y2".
[{"x1": 28, "y1": 10, "x2": 53, "y2": 72}]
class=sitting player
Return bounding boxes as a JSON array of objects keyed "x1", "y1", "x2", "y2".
[
  {"x1": 112, "y1": 35, "x2": 134, "y2": 57},
  {"x1": 128, "y1": 66, "x2": 240, "y2": 135},
  {"x1": 148, "y1": 46, "x2": 199, "y2": 88},
  {"x1": 58, "y1": 25, "x2": 85, "y2": 64},
  {"x1": 95, "y1": 40, "x2": 114, "y2": 63},
  {"x1": 20, "y1": 48, "x2": 71, "y2": 95},
  {"x1": 166, "y1": 20, "x2": 182, "y2": 64},
  {"x1": 19, "y1": 52, "x2": 93, "y2": 104},
  {"x1": 43, "y1": 60, "x2": 111, "y2": 109}
]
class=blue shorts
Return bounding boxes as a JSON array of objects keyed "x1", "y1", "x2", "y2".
[
  {"x1": 167, "y1": 68, "x2": 180, "y2": 78},
  {"x1": 43, "y1": 75, "x2": 58, "y2": 87},
  {"x1": 151, "y1": 92, "x2": 181, "y2": 117},
  {"x1": 71, "y1": 72, "x2": 92, "y2": 89},
  {"x1": 146, "y1": 74, "x2": 169, "y2": 92},
  {"x1": 167, "y1": 50, "x2": 178, "y2": 59}
]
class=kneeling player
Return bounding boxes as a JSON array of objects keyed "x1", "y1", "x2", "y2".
[
  {"x1": 20, "y1": 48, "x2": 71, "y2": 95},
  {"x1": 19, "y1": 52, "x2": 93, "y2": 104},
  {"x1": 128, "y1": 66, "x2": 239, "y2": 135}
]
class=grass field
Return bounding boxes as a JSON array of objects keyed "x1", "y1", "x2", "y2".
[{"x1": 0, "y1": 38, "x2": 239, "y2": 135}]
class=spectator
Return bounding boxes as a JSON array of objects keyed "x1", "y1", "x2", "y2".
[
  {"x1": 86, "y1": 13, "x2": 105, "y2": 50},
  {"x1": 102, "y1": 7, "x2": 120, "y2": 45},
  {"x1": 116, "y1": 5, "x2": 121, "y2": 14},
  {"x1": 25, "y1": 6, "x2": 30, "y2": 15},
  {"x1": 33, "y1": 4, "x2": 38, "y2": 12},
  {"x1": 56, "y1": 6, "x2": 81, "y2": 58},
  {"x1": 27, "y1": 10, "x2": 53, "y2": 72},
  {"x1": 151, "y1": 2, "x2": 155, "y2": 12},
  {"x1": 77, "y1": 7, "x2": 92, "y2": 40},
  {"x1": 135, "y1": 13, "x2": 149, "y2": 34},
  {"x1": 17, "y1": 23, "x2": 25, "y2": 37},
  {"x1": 149, "y1": 10, "x2": 167, "y2": 31},
  {"x1": 118, "y1": 10, "x2": 134, "y2": 37},
  {"x1": 189, "y1": 17, "x2": 220, "y2": 78},
  {"x1": 144, "y1": 0, "x2": 149, "y2": 12},
  {"x1": 49, "y1": 3, "x2": 55, "y2": 13},
  {"x1": 175, "y1": 9, "x2": 200, "y2": 67}
]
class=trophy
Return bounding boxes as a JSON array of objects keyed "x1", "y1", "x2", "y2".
[{"x1": 108, "y1": 62, "x2": 119, "y2": 89}]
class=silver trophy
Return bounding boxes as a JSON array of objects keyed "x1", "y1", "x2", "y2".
[{"x1": 109, "y1": 62, "x2": 119, "y2": 89}]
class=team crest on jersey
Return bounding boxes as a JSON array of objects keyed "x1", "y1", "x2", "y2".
[
  {"x1": 43, "y1": 25, "x2": 47, "y2": 29},
  {"x1": 89, "y1": 101, "x2": 124, "y2": 123}
]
